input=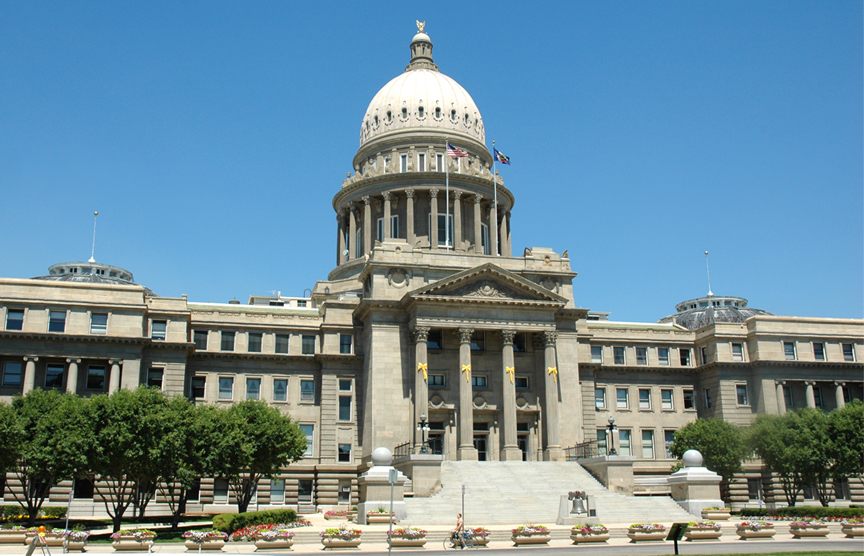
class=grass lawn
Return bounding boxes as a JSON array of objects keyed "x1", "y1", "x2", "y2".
[{"x1": 690, "y1": 553, "x2": 863, "y2": 556}]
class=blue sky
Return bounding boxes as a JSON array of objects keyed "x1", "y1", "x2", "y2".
[{"x1": 1, "y1": 1, "x2": 861, "y2": 322}]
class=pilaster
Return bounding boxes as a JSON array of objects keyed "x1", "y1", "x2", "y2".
[{"x1": 457, "y1": 327, "x2": 477, "y2": 461}]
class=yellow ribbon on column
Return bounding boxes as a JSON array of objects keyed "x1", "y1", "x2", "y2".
[
  {"x1": 548, "y1": 366, "x2": 558, "y2": 383},
  {"x1": 417, "y1": 362, "x2": 428, "y2": 381},
  {"x1": 505, "y1": 366, "x2": 515, "y2": 383},
  {"x1": 462, "y1": 364, "x2": 472, "y2": 382}
]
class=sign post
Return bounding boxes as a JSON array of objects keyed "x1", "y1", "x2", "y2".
[
  {"x1": 388, "y1": 469, "x2": 398, "y2": 555},
  {"x1": 666, "y1": 522, "x2": 689, "y2": 556},
  {"x1": 63, "y1": 483, "x2": 74, "y2": 554}
]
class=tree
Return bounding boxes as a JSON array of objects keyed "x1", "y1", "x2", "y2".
[
  {"x1": 0, "y1": 401, "x2": 24, "y2": 483},
  {"x1": 749, "y1": 411, "x2": 813, "y2": 506},
  {"x1": 207, "y1": 400, "x2": 306, "y2": 513},
  {"x1": 9, "y1": 390, "x2": 91, "y2": 526},
  {"x1": 826, "y1": 401, "x2": 864, "y2": 500},
  {"x1": 669, "y1": 418, "x2": 748, "y2": 493}
]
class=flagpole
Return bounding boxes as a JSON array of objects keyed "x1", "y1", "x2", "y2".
[
  {"x1": 492, "y1": 141, "x2": 498, "y2": 256},
  {"x1": 445, "y1": 138, "x2": 450, "y2": 253}
]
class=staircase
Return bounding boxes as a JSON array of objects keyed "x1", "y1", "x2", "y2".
[{"x1": 403, "y1": 461, "x2": 694, "y2": 524}]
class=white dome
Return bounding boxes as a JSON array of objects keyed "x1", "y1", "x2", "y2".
[{"x1": 359, "y1": 69, "x2": 485, "y2": 147}]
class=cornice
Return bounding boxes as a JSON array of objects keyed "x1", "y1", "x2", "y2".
[{"x1": 0, "y1": 330, "x2": 151, "y2": 346}]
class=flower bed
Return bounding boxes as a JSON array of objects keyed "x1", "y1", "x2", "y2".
[
  {"x1": 183, "y1": 530, "x2": 228, "y2": 550},
  {"x1": 511, "y1": 525, "x2": 551, "y2": 545},
  {"x1": 254, "y1": 529, "x2": 295, "y2": 550},
  {"x1": 570, "y1": 524, "x2": 609, "y2": 544},
  {"x1": 111, "y1": 529, "x2": 157, "y2": 551},
  {"x1": 736, "y1": 521, "x2": 775, "y2": 540},
  {"x1": 230, "y1": 521, "x2": 311, "y2": 542},
  {"x1": 324, "y1": 510, "x2": 349, "y2": 520},
  {"x1": 388, "y1": 527, "x2": 427, "y2": 548},
  {"x1": 701, "y1": 507, "x2": 731, "y2": 520},
  {"x1": 789, "y1": 521, "x2": 830, "y2": 538},
  {"x1": 63, "y1": 530, "x2": 91, "y2": 552},
  {"x1": 627, "y1": 523, "x2": 667, "y2": 542},
  {"x1": 685, "y1": 522, "x2": 721, "y2": 541},
  {"x1": 321, "y1": 527, "x2": 362, "y2": 549},
  {"x1": 366, "y1": 509, "x2": 394, "y2": 524}
]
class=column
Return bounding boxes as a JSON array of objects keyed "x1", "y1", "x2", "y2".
[
  {"x1": 413, "y1": 327, "x2": 430, "y2": 452},
  {"x1": 66, "y1": 358, "x2": 80, "y2": 393},
  {"x1": 109, "y1": 359, "x2": 122, "y2": 394},
  {"x1": 473, "y1": 194, "x2": 483, "y2": 253},
  {"x1": 776, "y1": 380, "x2": 787, "y2": 415},
  {"x1": 500, "y1": 330, "x2": 521, "y2": 461},
  {"x1": 337, "y1": 211, "x2": 346, "y2": 265},
  {"x1": 383, "y1": 192, "x2": 392, "y2": 240},
  {"x1": 805, "y1": 381, "x2": 816, "y2": 408},
  {"x1": 349, "y1": 205, "x2": 358, "y2": 260},
  {"x1": 489, "y1": 202, "x2": 498, "y2": 256},
  {"x1": 22, "y1": 356, "x2": 38, "y2": 394},
  {"x1": 453, "y1": 191, "x2": 462, "y2": 250},
  {"x1": 457, "y1": 327, "x2": 477, "y2": 460},
  {"x1": 429, "y1": 189, "x2": 439, "y2": 249},
  {"x1": 500, "y1": 210, "x2": 509, "y2": 257},
  {"x1": 835, "y1": 382, "x2": 846, "y2": 409},
  {"x1": 405, "y1": 190, "x2": 415, "y2": 246},
  {"x1": 543, "y1": 331, "x2": 563, "y2": 461},
  {"x1": 362, "y1": 196, "x2": 372, "y2": 255}
]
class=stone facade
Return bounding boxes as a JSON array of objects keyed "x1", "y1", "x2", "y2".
[{"x1": 0, "y1": 26, "x2": 862, "y2": 514}]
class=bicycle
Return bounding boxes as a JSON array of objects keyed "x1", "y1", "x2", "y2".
[{"x1": 443, "y1": 530, "x2": 474, "y2": 550}]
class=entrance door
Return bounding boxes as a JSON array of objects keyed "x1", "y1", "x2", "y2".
[
  {"x1": 517, "y1": 435, "x2": 528, "y2": 461},
  {"x1": 428, "y1": 433, "x2": 444, "y2": 455},
  {"x1": 473, "y1": 435, "x2": 488, "y2": 461}
]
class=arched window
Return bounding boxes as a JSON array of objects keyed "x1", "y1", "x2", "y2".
[
  {"x1": 402, "y1": 107, "x2": 408, "y2": 119},
  {"x1": 418, "y1": 106, "x2": 424, "y2": 118}
]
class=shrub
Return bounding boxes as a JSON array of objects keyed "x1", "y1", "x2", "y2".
[
  {"x1": 213, "y1": 509, "x2": 299, "y2": 534},
  {"x1": 740, "y1": 507, "x2": 862, "y2": 519}
]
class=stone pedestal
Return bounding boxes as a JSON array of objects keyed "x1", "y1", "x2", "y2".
[
  {"x1": 357, "y1": 447, "x2": 408, "y2": 524},
  {"x1": 393, "y1": 454, "x2": 443, "y2": 497},
  {"x1": 578, "y1": 455, "x2": 635, "y2": 495},
  {"x1": 556, "y1": 495, "x2": 599, "y2": 525},
  {"x1": 668, "y1": 449, "x2": 724, "y2": 517}
]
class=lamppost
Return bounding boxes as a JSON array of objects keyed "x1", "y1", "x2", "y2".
[
  {"x1": 606, "y1": 416, "x2": 617, "y2": 456},
  {"x1": 417, "y1": 414, "x2": 431, "y2": 454}
]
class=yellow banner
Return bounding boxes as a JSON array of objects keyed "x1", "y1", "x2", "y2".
[
  {"x1": 548, "y1": 366, "x2": 558, "y2": 382},
  {"x1": 505, "y1": 366, "x2": 515, "y2": 383},
  {"x1": 417, "y1": 362, "x2": 427, "y2": 381},
  {"x1": 461, "y1": 364, "x2": 471, "y2": 382}
]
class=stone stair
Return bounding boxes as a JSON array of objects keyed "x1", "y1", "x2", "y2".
[{"x1": 403, "y1": 461, "x2": 695, "y2": 525}]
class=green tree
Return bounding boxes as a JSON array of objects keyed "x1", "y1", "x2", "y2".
[
  {"x1": 826, "y1": 400, "x2": 864, "y2": 500},
  {"x1": 207, "y1": 400, "x2": 306, "y2": 513},
  {"x1": 669, "y1": 418, "x2": 748, "y2": 500},
  {"x1": 0, "y1": 401, "x2": 24, "y2": 484},
  {"x1": 749, "y1": 411, "x2": 815, "y2": 506},
  {"x1": 9, "y1": 390, "x2": 91, "y2": 526}
]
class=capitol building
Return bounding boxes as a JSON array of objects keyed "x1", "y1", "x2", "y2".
[{"x1": 1, "y1": 25, "x2": 861, "y2": 517}]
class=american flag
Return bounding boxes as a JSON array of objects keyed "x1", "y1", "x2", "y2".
[{"x1": 446, "y1": 142, "x2": 468, "y2": 158}]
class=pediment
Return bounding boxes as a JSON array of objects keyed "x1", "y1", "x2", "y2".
[{"x1": 404, "y1": 263, "x2": 567, "y2": 305}]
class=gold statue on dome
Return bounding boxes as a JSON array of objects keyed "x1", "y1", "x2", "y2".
[{"x1": 416, "y1": 21, "x2": 426, "y2": 33}]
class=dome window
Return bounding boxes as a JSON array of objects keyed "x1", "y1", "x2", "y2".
[
  {"x1": 387, "y1": 111, "x2": 392, "y2": 122},
  {"x1": 451, "y1": 109, "x2": 457, "y2": 121},
  {"x1": 402, "y1": 107, "x2": 408, "y2": 119},
  {"x1": 435, "y1": 107, "x2": 441, "y2": 119},
  {"x1": 464, "y1": 114, "x2": 469, "y2": 125},
  {"x1": 374, "y1": 115, "x2": 379, "y2": 126},
  {"x1": 418, "y1": 106, "x2": 424, "y2": 118}
]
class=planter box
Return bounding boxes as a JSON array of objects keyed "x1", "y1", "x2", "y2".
[
  {"x1": 512, "y1": 535, "x2": 551, "y2": 545},
  {"x1": 388, "y1": 537, "x2": 427, "y2": 548},
  {"x1": 366, "y1": 513, "x2": 394, "y2": 524},
  {"x1": 790, "y1": 525, "x2": 829, "y2": 538},
  {"x1": 65, "y1": 541, "x2": 88, "y2": 552},
  {"x1": 25, "y1": 533, "x2": 65, "y2": 547},
  {"x1": 627, "y1": 530, "x2": 666, "y2": 542},
  {"x1": 841, "y1": 524, "x2": 863, "y2": 538},
  {"x1": 254, "y1": 538, "x2": 294, "y2": 550},
  {"x1": 736, "y1": 527, "x2": 775, "y2": 540},
  {"x1": 112, "y1": 536, "x2": 156, "y2": 551},
  {"x1": 570, "y1": 532, "x2": 609, "y2": 544},
  {"x1": 325, "y1": 514, "x2": 349, "y2": 520},
  {"x1": 471, "y1": 537, "x2": 490, "y2": 547},
  {"x1": 322, "y1": 537, "x2": 362, "y2": 549},
  {"x1": 0, "y1": 531, "x2": 27, "y2": 544},
  {"x1": 185, "y1": 540, "x2": 225, "y2": 551},
  {"x1": 701, "y1": 510, "x2": 731, "y2": 521},
  {"x1": 685, "y1": 528, "x2": 722, "y2": 541}
]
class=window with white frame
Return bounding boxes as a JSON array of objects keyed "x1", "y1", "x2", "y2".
[
  {"x1": 638, "y1": 388, "x2": 651, "y2": 410},
  {"x1": 417, "y1": 153, "x2": 426, "y2": 171},
  {"x1": 472, "y1": 375, "x2": 488, "y2": 388},
  {"x1": 48, "y1": 310, "x2": 66, "y2": 333},
  {"x1": 151, "y1": 320, "x2": 167, "y2": 341},
  {"x1": 481, "y1": 223, "x2": 489, "y2": 254},
  {"x1": 90, "y1": 313, "x2": 108, "y2": 334},
  {"x1": 428, "y1": 374, "x2": 445, "y2": 387},
  {"x1": 703, "y1": 387, "x2": 712, "y2": 409},
  {"x1": 700, "y1": 346, "x2": 708, "y2": 365},
  {"x1": 338, "y1": 444, "x2": 351, "y2": 463},
  {"x1": 679, "y1": 348, "x2": 691, "y2": 366},
  {"x1": 213, "y1": 479, "x2": 229, "y2": 504},
  {"x1": 246, "y1": 378, "x2": 261, "y2": 400},
  {"x1": 248, "y1": 332, "x2": 262, "y2": 353},
  {"x1": 595, "y1": 387, "x2": 606, "y2": 409},
  {"x1": 784, "y1": 341, "x2": 797, "y2": 360},
  {"x1": 221, "y1": 331, "x2": 235, "y2": 351},
  {"x1": 842, "y1": 343, "x2": 855, "y2": 362},
  {"x1": 302, "y1": 335, "x2": 315, "y2": 355},
  {"x1": 300, "y1": 379, "x2": 315, "y2": 402},
  {"x1": 736, "y1": 384, "x2": 749, "y2": 406},
  {"x1": 664, "y1": 430, "x2": 675, "y2": 458},
  {"x1": 5, "y1": 309, "x2": 24, "y2": 331},
  {"x1": 613, "y1": 347, "x2": 625, "y2": 365},
  {"x1": 658, "y1": 347, "x2": 669, "y2": 366},
  {"x1": 515, "y1": 376, "x2": 529, "y2": 389},
  {"x1": 436, "y1": 153, "x2": 443, "y2": 171},
  {"x1": 812, "y1": 342, "x2": 825, "y2": 361},
  {"x1": 273, "y1": 378, "x2": 288, "y2": 402},
  {"x1": 618, "y1": 429, "x2": 631, "y2": 456},
  {"x1": 219, "y1": 377, "x2": 234, "y2": 400},
  {"x1": 275, "y1": 334, "x2": 289, "y2": 354},
  {"x1": 641, "y1": 429, "x2": 655, "y2": 459},
  {"x1": 732, "y1": 343, "x2": 744, "y2": 361},
  {"x1": 390, "y1": 215, "x2": 399, "y2": 239},
  {"x1": 2, "y1": 361, "x2": 22, "y2": 386},
  {"x1": 616, "y1": 387, "x2": 629, "y2": 409},
  {"x1": 190, "y1": 376, "x2": 206, "y2": 399},
  {"x1": 661, "y1": 389, "x2": 673, "y2": 410},
  {"x1": 270, "y1": 479, "x2": 285, "y2": 504},
  {"x1": 300, "y1": 424, "x2": 314, "y2": 456},
  {"x1": 636, "y1": 347, "x2": 647, "y2": 365},
  {"x1": 400, "y1": 154, "x2": 407, "y2": 173},
  {"x1": 428, "y1": 214, "x2": 454, "y2": 248},
  {"x1": 591, "y1": 346, "x2": 603, "y2": 363},
  {"x1": 340, "y1": 334, "x2": 352, "y2": 354},
  {"x1": 147, "y1": 368, "x2": 163, "y2": 389}
]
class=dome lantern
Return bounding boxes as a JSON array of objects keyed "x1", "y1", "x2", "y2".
[{"x1": 406, "y1": 21, "x2": 438, "y2": 72}]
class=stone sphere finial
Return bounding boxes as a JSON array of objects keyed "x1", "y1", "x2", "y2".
[
  {"x1": 371, "y1": 447, "x2": 393, "y2": 466},
  {"x1": 682, "y1": 449, "x2": 703, "y2": 467}
]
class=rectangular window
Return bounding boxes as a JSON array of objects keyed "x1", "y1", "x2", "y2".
[
  {"x1": 270, "y1": 479, "x2": 285, "y2": 505},
  {"x1": 90, "y1": 313, "x2": 108, "y2": 334},
  {"x1": 618, "y1": 429, "x2": 631, "y2": 456},
  {"x1": 661, "y1": 389, "x2": 673, "y2": 410},
  {"x1": 400, "y1": 154, "x2": 407, "y2": 173},
  {"x1": 700, "y1": 346, "x2": 708, "y2": 365},
  {"x1": 470, "y1": 330, "x2": 485, "y2": 351},
  {"x1": 616, "y1": 387, "x2": 629, "y2": 409},
  {"x1": 664, "y1": 430, "x2": 675, "y2": 459},
  {"x1": 636, "y1": 347, "x2": 648, "y2": 365},
  {"x1": 812, "y1": 342, "x2": 825, "y2": 361},
  {"x1": 147, "y1": 368, "x2": 163, "y2": 389},
  {"x1": 5, "y1": 309, "x2": 24, "y2": 331},
  {"x1": 45, "y1": 364, "x2": 64, "y2": 389},
  {"x1": 597, "y1": 429, "x2": 607, "y2": 456},
  {"x1": 813, "y1": 386, "x2": 823, "y2": 408},
  {"x1": 703, "y1": 388, "x2": 712, "y2": 409},
  {"x1": 2, "y1": 361, "x2": 23, "y2": 386},
  {"x1": 843, "y1": 386, "x2": 851, "y2": 403},
  {"x1": 679, "y1": 348, "x2": 691, "y2": 366},
  {"x1": 213, "y1": 479, "x2": 229, "y2": 504},
  {"x1": 834, "y1": 478, "x2": 850, "y2": 501},
  {"x1": 429, "y1": 374, "x2": 445, "y2": 387},
  {"x1": 658, "y1": 347, "x2": 669, "y2": 366},
  {"x1": 339, "y1": 334, "x2": 352, "y2": 354},
  {"x1": 683, "y1": 389, "x2": 695, "y2": 410},
  {"x1": 390, "y1": 215, "x2": 399, "y2": 239},
  {"x1": 513, "y1": 333, "x2": 526, "y2": 353},
  {"x1": 784, "y1": 341, "x2": 797, "y2": 360},
  {"x1": 339, "y1": 379, "x2": 352, "y2": 391},
  {"x1": 481, "y1": 224, "x2": 489, "y2": 255},
  {"x1": 641, "y1": 430, "x2": 655, "y2": 459},
  {"x1": 246, "y1": 378, "x2": 261, "y2": 400},
  {"x1": 275, "y1": 334, "x2": 289, "y2": 354},
  {"x1": 48, "y1": 311, "x2": 66, "y2": 333},
  {"x1": 417, "y1": 153, "x2": 426, "y2": 171},
  {"x1": 338, "y1": 396, "x2": 352, "y2": 421},
  {"x1": 355, "y1": 229, "x2": 362, "y2": 258},
  {"x1": 436, "y1": 153, "x2": 443, "y2": 172},
  {"x1": 515, "y1": 376, "x2": 529, "y2": 389},
  {"x1": 736, "y1": 384, "x2": 749, "y2": 406},
  {"x1": 783, "y1": 384, "x2": 794, "y2": 408},
  {"x1": 748, "y1": 478, "x2": 763, "y2": 501},
  {"x1": 591, "y1": 346, "x2": 603, "y2": 363},
  {"x1": 427, "y1": 329, "x2": 443, "y2": 350},
  {"x1": 638, "y1": 388, "x2": 651, "y2": 410},
  {"x1": 151, "y1": 320, "x2": 167, "y2": 341},
  {"x1": 86, "y1": 366, "x2": 106, "y2": 390},
  {"x1": 273, "y1": 379, "x2": 288, "y2": 402},
  {"x1": 732, "y1": 343, "x2": 744, "y2": 361},
  {"x1": 842, "y1": 343, "x2": 855, "y2": 362},
  {"x1": 472, "y1": 375, "x2": 488, "y2": 388},
  {"x1": 338, "y1": 443, "x2": 351, "y2": 462},
  {"x1": 300, "y1": 424, "x2": 314, "y2": 456},
  {"x1": 248, "y1": 333, "x2": 262, "y2": 353},
  {"x1": 376, "y1": 217, "x2": 384, "y2": 242},
  {"x1": 218, "y1": 377, "x2": 234, "y2": 400},
  {"x1": 221, "y1": 331, "x2": 235, "y2": 351},
  {"x1": 300, "y1": 379, "x2": 315, "y2": 402},
  {"x1": 613, "y1": 347, "x2": 625, "y2": 365},
  {"x1": 595, "y1": 387, "x2": 606, "y2": 409},
  {"x1": 190, "y1": 376, "x2": 206, "y2": 399},
  {"x1": 302, "y1": 335, "x2": 315, "y2": 355},
  {"x1": 430, "y1": 214, "x2": 454, "y2": 247},
  {"x1": 193, "y1": 330, "x2": 208, "y2": 350}
]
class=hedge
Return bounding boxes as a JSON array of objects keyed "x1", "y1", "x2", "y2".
[
  {"x1": 740, "y1": 507, "x2": 863, "y2": 518},
  {"x1": 0, "y1": 506, "x2": 68, "y2": 519},
  {"x1": 212, "y1": 509, "x2": 298, "y2": 534}
]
